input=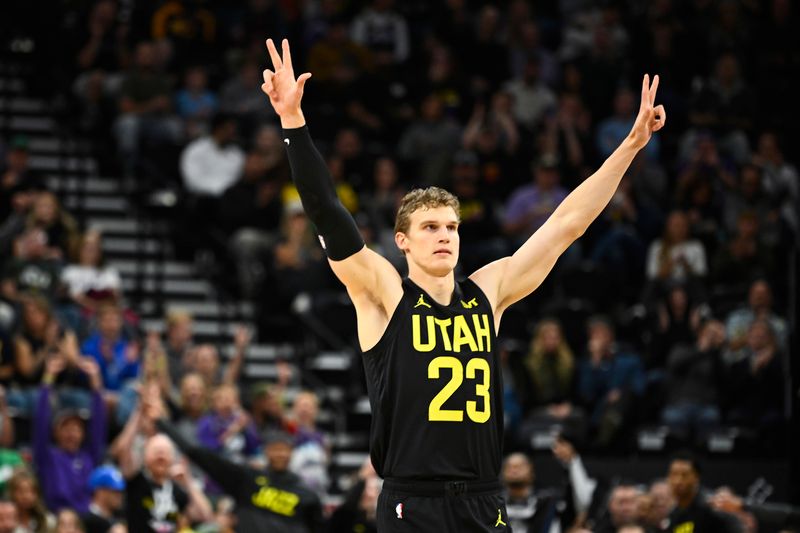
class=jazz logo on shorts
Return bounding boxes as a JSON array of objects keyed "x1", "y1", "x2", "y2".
[{"x1": 395, "y1": 503, "x2": 404, "y2": 519}]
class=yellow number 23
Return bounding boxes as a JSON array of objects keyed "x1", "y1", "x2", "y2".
[{"x1": 428, "y1": 356, "x2": 491, "y2": 423}]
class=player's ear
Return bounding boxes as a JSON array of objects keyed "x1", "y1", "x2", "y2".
[{"x1": 394, "y1": 232, "x2": 408, "y2": 254}]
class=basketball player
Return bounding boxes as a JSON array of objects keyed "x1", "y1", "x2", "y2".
[{"x1": 261, "y1": 38, "x2": 665, "y2": 532}]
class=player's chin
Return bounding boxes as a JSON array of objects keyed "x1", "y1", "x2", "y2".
[{"x1": 428, "y1": 255, "x2": 458, "y2": 274}]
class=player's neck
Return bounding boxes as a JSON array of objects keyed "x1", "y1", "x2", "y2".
[{"x1": 408, "y1": 268, "x2": 455, "y2": 306}]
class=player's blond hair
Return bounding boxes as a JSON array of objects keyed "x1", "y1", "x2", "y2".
[{"x1": 394, "y1": 187, "x2": 460, "y2": 235}]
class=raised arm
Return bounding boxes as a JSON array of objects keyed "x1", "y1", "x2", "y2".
[
  {"x1": 472, "y1": 74, "x2": 666, "y2": 317},
  {"x1": 261, "y1": 39, "x2": 402, "y2": 314}
]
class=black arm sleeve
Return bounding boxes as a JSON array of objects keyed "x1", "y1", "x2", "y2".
[
  {"x1": 747, "y1": 502, "x2": 800, "y2": 529},
  {"x1": 155, "y1": 419, "x2": 247, "y2": 497},
  {"x1": 282, "y1": 126, "x2": 365, "y2": 260}
]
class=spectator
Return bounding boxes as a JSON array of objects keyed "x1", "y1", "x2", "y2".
[
  {"x1": 752, "y1": 130, "x2": 798, "y2": 234},
  {"x1": 644, "y1": 480, "x2": 675, "y2": 532},
  {"x1": 462, "y1": 94, "x2": 520, "y2": 200},
  {"x1": 10, "y1": 296, "x2": 86, "y2": 415},
  {"x1": 219, "y1": 59, "x2": 277, "y2": 135},
  {"x1": 590, "y1": 484, "x2": 642, "y2": 533},
  {"x1": 186, "y1": 340, "x2": 245, "y2": 388},
  {"x1": 24, "y1": 191, "x2": 80, "y2": 262},
  {"x1": 155, "y1": 406, "x2": 324, "y2": 533},
  {"x1": 53, "y1": 510, "x2": 84, "y2": 533},
  {"x1": 596, "y1": 86, "x2": 660, "y2": 162},
  {"x1": 248, "y1": 360, "x2": 292, "y2": 437},
  {"x1": 577, "y1": 316, "x2": 645, "y2": 447},
  {"x1": 2, "y1": 228, "x2": 64, "y2": 305},
  {"x1": 163, "y1": 310, "x2": 194, "y2": 384},
  {"x1": 0, "y1": 500, "x2": 20, "y2": 533},
  {"x1": 122, "y1": 431, "x2": 212, "y2": 532},
  {"x1": 350, "y1": 0, "x2": 409, "y2": 66},
  {"x1": 170, "y1": 373, "x2": 208, "y2": 445},
  {"x1": 260, "y1": 203, "x2": 330, "y2": 324},
  {"x1": 503, "y1": 155, "x2": 569, "y2": 248},
  {"x1": 326, "y1": 458, "x2": 380, "y2": 533},
  {"x1": 80, "y1": 303, "x2": 139, "y2": 423},
  {"x1": 82, "y1": 465, "x2": 125, "y2": 533},
  {"x1": 397, "y1": 94, "x2": 462, "y2": 187},
  {"x1": 73, "y1": 0, "x2": 128, "y2": 74},
  {"x1": 33, "y1": 356, "x2": 106, "y2": 514},
  {"x1": 150, "y1": 0, "x2": 217, "y2": 69},
  {"x1": 307, "y1": 17, "x2": 373, "y2": 83},
  {"x1": 710, "y1": 487, "x2": 800, "y2": 532},
  {"x1": 467, "y1": 5, "x2": 510, "y2": 89},
  {"x1": 110, "y1": 382, "x2": 163, "y2": 484},
  {"x1": 661, "y1": 320, "x2": 726, "y2": 441},
  {"x1": 220, "y1": 152, "x2": 282, "y2": 298},
  {"x1": 722, "y1": 164, "x2": 779, "y2": 246},
  {"x1": 551, "y1": 436, "x2": 597, "y2": 518},
  {"x1": 711, "y1": 211, "x2": 775, "y2": 288},
  {"x1": 0, "y1": 136, "x2": 46, "y2": 225},
  {"x1": 726, "y1": 319, "x2": 785, "y2": 431},
  {"x1": 113, "y1": 41, "x2": 182, "y2": 179},
  {"x1": 543, "y1": 92, "x2": 594, "y2": 187},
  {"x1": 525, "y1": 319, "x2": 579, "y2": 424},
  {"x1": 502, "y1": 453, "x2": 562, "y2": 532},
  {"x1": 6, "y1": 468, "x2": 54, "y2": 533},
  {"x1": 504, "y1": 56, "x2": 557, "y2": 134},
  {"x1": 645, "y1": 210, "x2": 707, "y2": 286},
  {"x1": 724, "y1": 279, "x2": 788, "y2": 363},
  {"x1": 450, "y1": 153, "x2": 506, "y2": 273},
  {"x1": 650, "y1": 283, "x2": 705, "y2": 367},
  {"x1": 175, "y1": 65, "x2": 218, "y2": 139},
  {"x1": 180, "y1": 114, "x2": 245, "y2": 198},
  {"x1": 361, "y1": 156, "x2": 405, "y2": 253},
  {"x1": 684, "y1": 52, "x2": 755, "y2": 164},
  {"x1": 197, "y1": 384, "x2": 261, "y2": 463},
  {"x1": 60, "y1": 230, "x2": 123, "y2": 316},
  {"x1": 666, "y1": 452, "x2": 737, "y2": 532},
  {"x1": 289, "y1": 391, "x2": 330, "y2": 497}
]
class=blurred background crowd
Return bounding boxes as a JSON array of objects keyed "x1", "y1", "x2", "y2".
[{"x1": 0, "y1": 0, "x2": 798, "y2": 531}]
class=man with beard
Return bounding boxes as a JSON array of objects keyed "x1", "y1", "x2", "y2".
[{"x1": 502, "y1": 453, "x2": 562, "y2": 532}]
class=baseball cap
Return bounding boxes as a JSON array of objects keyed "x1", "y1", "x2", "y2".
[
  {"x1": 263, "y1": 430, "x2": 294, "y2": 447},
  {"x1": 88, "y1": 465, "x2": 126, "y2": 491},
  {"x1": 52, "y1": 408, "x2": 88, "y2": 428}
]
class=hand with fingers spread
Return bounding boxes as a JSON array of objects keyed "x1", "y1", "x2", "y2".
[
  {"x1": 628, "y1": 74, "x2": 666, "y2": 150},
  {"x1": 261, "y1": 38, "x2": 312, "y2": 127}
]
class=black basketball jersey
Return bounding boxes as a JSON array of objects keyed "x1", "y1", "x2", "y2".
[{"x1": 362, "y1": 277, "x2": 504, "y2": 480}]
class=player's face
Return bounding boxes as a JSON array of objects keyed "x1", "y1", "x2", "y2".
[
  {"x1": 397, "y1": 206, "x2": 460, "y2": 277},
  {"x1": 667, "y1": 460, "x2": 698, "y2": 500}
]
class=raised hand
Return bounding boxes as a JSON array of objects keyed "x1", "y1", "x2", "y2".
[
  {"x1": 77, "y1": 356, "x2": 103, "y2": 390},
  {"x1": 261, "y1": 38, "x2": 311, "y2": 124},
  {"x1": 233, "y1": 325, "x2": 252, "y2": 351},
  {"x1": 44, "y1": 354, "x2": 66, "y2": 382},
  {"x1": 629, "y1": 74, "x2": 666, "y2": 150}
]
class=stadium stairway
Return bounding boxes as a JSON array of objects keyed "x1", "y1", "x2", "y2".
[{"x1": 1, "y1": 59, "x2": 370, "y2": 500}]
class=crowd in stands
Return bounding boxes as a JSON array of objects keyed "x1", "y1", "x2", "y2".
[{"x1": 0, "y1": 0, "x2": 798, "y2": 531}]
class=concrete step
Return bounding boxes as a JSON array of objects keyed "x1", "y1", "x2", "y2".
[
  {"x1": 108, "y1": 260, "x2": 194, "y2": 278},
  {"x1": 121, "y1": 277, "x2": 211, "y2": 298},
  {"x1": 103, "y1": 236, "x2": 169, "y2": 256},
  {"x1": 30, "y1": 155, "x2": 96, "y2": 173},
  {"x1": 0, "y1": 97, "x2": 46, "y2": 113},
  {"x1": 63, "y1": 195, "x2": 129, "y2": 213},
  {"x1": 0, "y1": 115, "x2": 55, "y2": 132},
  {"x1": 50, "y1": 177, "x2": 118, "y2": 195}
]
